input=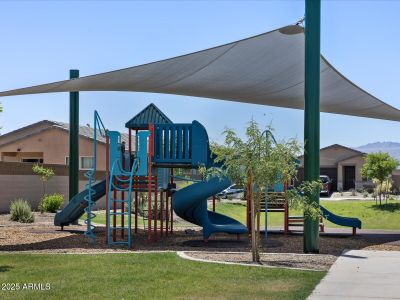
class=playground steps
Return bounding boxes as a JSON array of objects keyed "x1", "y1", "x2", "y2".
[
  {"x1": 259, "y1": 192, "x2": 286, "y2": 212},
  {"x1": 107, "y1": 196, "x2": 132, "y2": 245},
  {"x1": 288, "y1": 215, "x2": 325, "y2": 232}
]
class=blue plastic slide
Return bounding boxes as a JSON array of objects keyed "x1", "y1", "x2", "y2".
[
  {"x1": 172, "y1": 176, "x2": 248, "y2": 239},
  {"x1": 320, "y1": 205, "x2": 362, "y2": 229},
  {"x1": 54, "y1": 179, "x2": 106, "y2": 227}
]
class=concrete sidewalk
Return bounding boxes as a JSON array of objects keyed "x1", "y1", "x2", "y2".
[{"x1": 309, "y1": 250, "x2": 400, "y2": 299}]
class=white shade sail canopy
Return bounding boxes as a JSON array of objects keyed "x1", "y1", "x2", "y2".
[{"x1": 1, "y1": 24, "x2": 399, "y2": 122}]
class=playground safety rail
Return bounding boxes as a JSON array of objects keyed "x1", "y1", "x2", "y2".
[{"x1": 84, "y1": 110, "x2": 107, "y2": 244}]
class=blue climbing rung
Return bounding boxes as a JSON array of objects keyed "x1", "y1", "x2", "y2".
[
  {"x1": 111, "y1": 199, "x2": 130, "y2": 203},
  {"x1": 108, "y1": 241, "x2": 131, "y2": 245},
  {"x1": 109, "y1": 212, "x2": 130, "y2": 216},
  {"x1": 109, "y1": 226, "x2": 129, "y2": 230},
  {"x1": 107, "y1": 158, "x2": 139, "y2": 248}
]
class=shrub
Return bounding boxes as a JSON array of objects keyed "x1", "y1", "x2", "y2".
[
  {"x1": 363, "y1": 190, "x2": 369, "y2": 198},
  {"x1": 38, "y1": 193, "x2": 64, "y2": 213},
  {"x1": 10, "y1": 199, "x2": 34, "y2": 223}
]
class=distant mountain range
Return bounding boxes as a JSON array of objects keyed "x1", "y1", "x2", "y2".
[{"x1": 355, "y1": 142, "x2": 400, "y2": 161}]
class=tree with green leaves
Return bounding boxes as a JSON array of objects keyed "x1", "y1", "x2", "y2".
[
  {"x1": 201, "y1": 120, "x2": 311, "y2": 262},
  {"x1": 32, "y1": 164, "x2": 55, "y2": 198},
  {"x1": 361, "y1": 152, "x2": 398, "y2": 205}
]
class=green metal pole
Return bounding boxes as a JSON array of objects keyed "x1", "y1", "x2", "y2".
[
  {"x1": 303, "y1": 0, "x2": 321, "y2": 253},
  {"x1": 69, "y1": 69, "x2": 79, "y2": 201}
]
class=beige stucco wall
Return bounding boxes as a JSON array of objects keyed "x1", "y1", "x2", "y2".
[
  {"x1": 0, "y1": 162, "x2": 107, "y2": 213},
  {"x1": 0, "y1": 128, "x2": 107, "y2": 170},
  {"x1": 0, "y1": 174, "x2": 106, "y2": 213}
]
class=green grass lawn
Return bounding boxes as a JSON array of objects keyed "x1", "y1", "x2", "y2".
[
  {"x1": 85, "y1": 200, "x2": 400, "y2": 230},
  {"x1": 215, "y1": 200, "x2": 400, "y2": 230},
  {"x1": 81, "y1": 210, "x2": 194, "y2": 228},
  {"x1": 0, "y1": 253, "x2": 324, "y2": 300}
]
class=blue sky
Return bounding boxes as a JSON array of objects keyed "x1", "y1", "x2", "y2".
[{"x1": 0, "y1": 0, "x2": 399, "y2": 147}]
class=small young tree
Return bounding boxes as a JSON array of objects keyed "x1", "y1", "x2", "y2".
[
  {"x1": 373, "y1": 178, "x2": 393, "y2": 205},
  {"x1": 361, "y1": 152, "x2": 398, "y2": 205},
  {"x1": 201, "y1": 120, "x2": 304, "y2": 262},
  {"x1": 32, "y1": 164, "x2": 55, "y2": 198}
]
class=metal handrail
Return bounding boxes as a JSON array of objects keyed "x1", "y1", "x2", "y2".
[{"x1": 84, "y1": 110, "x2": 108, "y2": 245}]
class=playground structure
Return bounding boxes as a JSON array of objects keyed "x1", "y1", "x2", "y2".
[
  {"x1": 54, "y1": 103, "x2": 361, "y2": 248},
  {"x1": 257, "y1": 188, "x2": 361, "y2": 237},
  {"x1": 55, "y1": 104, "x2": 248, "y2": 247},
  {"x1": 249, "y1": 129, "x2": 361, "y2": 237}
]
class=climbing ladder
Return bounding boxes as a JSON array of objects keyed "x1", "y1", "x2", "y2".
[
  {"x1": 107, "y1": 158, "x2": 138, "y2": 247},
  {"x1": 84, "y1": 110, "x2": 107, "y2": 244}
]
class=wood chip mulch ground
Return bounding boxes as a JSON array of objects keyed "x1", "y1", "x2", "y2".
[{"x1": 0, "y1": 213, "x2": 399, "y2": 271}]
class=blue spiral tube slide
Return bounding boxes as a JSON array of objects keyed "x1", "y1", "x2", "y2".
[{"x1": 172, "y1": 176, "x2": 248, "y2": 238}]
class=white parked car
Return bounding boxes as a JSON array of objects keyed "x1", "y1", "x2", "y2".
[{"x1": 217, "y1": 184, "x2": 244, "y2": 199}]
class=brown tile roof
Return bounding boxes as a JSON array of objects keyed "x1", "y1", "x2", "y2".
[{"x1": 0, "y1": 120, "x2": 131, "y2": 146}]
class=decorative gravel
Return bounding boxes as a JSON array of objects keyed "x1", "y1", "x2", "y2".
[{"x1": 183, "y1": 251, "x2": 337, "y2": 271}]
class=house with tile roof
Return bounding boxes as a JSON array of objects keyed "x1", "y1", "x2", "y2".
[
  {"x1": 0, "y1": 103, "x2": 171, "y2": 171},
  {"x1": 0, "y1": 120, "x2": 122, "y2": 170}
]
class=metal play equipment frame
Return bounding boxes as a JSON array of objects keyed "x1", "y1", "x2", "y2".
[{"x1": 55, "y1": 113, "x2": 249, "y2": 247}]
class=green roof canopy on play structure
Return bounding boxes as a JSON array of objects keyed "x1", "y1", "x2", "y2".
[
  {"x1": 126, "y1": 103, "x2": 173, "y2": 130},
  {"x1": 0, "y1": 11, "x2": 397, "y2": 253}
]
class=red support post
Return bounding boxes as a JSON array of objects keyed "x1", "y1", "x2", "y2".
[
  {"x1": 128, "y1": 128, "x2": 132, "y2": 167},
  {"x1": 284, "y1": 198, "x2": 289, "y2": 235},
  {"x1": 154, "y1": 177, "x2": 158, "y2": 241},
  {"x1": 170, "y1": 168, "x2": 174, "y2": 234},
  {"x1": 147, "y1": 124, "x2": 155, "y2": 241},
  {"x1": 121, "y1": 147, "x2": 125, "y2": 239},
  {"x1": 105, "y1": 135, "x2": 110, "y2": 244},
  {"x1": 166, "y1": 192, "x2": 169, "y2": 236},
  {"x1": 134, "y1": 188, "x2": 138, "y2": 234},
  {"x1": 134, "y1": 129, "x2": 138, "y2": 234},
  {"x1": 121, "y1": 190, "x2": 125, "y2": 239},
  {"x1": 284, "y1": 180, "x2": 289, "y2": 235},
  {"x1": 113, "y1": 188, "x2": 117, "y2": 242},
  {"x1": 212, "y1": 195, "x2": 216, "y2": 212},
  {"x1": 160, "y1": 190, "x2": 164, "y2": 237},
  {"x1": 147, "y1": 179, "x2": 152, "y2": 241}
]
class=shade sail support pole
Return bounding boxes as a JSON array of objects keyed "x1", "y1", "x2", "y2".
[
  {"x1": 303, "y1": 0, "x2": 321, "y2": 253},
  {"x1": 69, "y1": 69, "x2": 79, "y2": 203}
]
